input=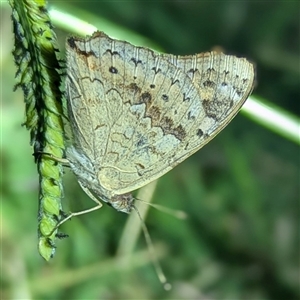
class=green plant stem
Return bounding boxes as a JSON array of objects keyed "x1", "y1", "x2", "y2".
[{"x1": 9, "y1": 0, "x2": 65, "y2": 260}]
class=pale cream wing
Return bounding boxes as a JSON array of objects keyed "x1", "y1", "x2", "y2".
[
  {"x1": 162, "y1": 51, "x2": 254, "y2": 154},
  {"x1": 66, "y1": 32, "x2": 254, "y2": 195}
]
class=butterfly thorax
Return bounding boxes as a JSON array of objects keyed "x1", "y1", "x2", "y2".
[{"x1": 66, "y1": 146, "x2": 134, "y2": 214}]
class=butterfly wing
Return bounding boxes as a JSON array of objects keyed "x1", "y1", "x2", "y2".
[{"x1": 66, "y1": 32, "x2": 254, "y2": 196}]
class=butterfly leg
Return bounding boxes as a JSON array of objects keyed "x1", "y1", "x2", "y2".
[
  {"x1": 34, "y1": 151, "x2": 70, "y2": 166},
  {"x1": 51, "y1": 181, "x2": 103, "y2": 233}
]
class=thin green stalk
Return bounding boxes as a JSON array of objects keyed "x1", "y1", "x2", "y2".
[{"x1": 9, "y1": 0, "x2": 65, "y2": 260}]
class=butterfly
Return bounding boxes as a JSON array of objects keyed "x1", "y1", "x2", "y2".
[{"x1": 63, "y1": 31, "x2": 254, "y2": 217}]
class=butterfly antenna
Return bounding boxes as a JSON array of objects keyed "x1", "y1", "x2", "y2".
[
  {"x1": 132, "y1": 205, "x2": 172, "y2": 291},
  {"x1": 135, "y1": 197, "x2": 188, "y2": 220}
]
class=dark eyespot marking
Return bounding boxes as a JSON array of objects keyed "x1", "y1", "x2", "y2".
[
  {"x1": 197, "y1": 129, "x2": 204, "y2": 137},
  {"x1": 109, "y1": 66, "x2": 118, "y2": 74},
  {"x1": 162, "y1": 94, "x2": 169, "y2": 101}
]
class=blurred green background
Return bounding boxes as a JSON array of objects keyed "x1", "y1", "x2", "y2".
[{"x1": 1, "y1": 1, "x2": 299, "y2": 299}]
